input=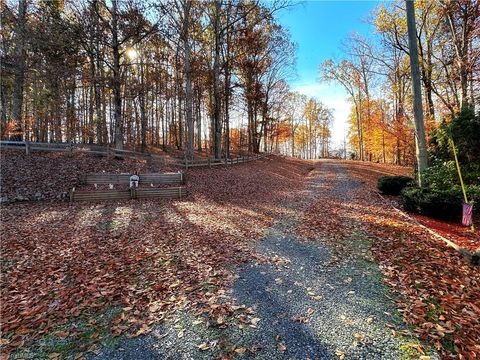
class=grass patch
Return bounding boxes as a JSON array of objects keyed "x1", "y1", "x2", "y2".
[
  {"x1": 96, "y1": 220, "x2": 122, "y2": 231},
  {"x1": 345, "y1": 233, "x2": 438, "y2": 359},
  {"x1": 425, "y1": 296, "x2": 443, "y2": 323},
  {"x1": 441, "y1": 334, "x2": 456, "y2": 354},
  {"x1": 349, "y1": 231, "x2": 375, "y2": 257},
  {"x1": 399, "y1": 339, "x2": 429, "y2": 360},
  {"x1": 11, "y1": 307, "x2": 124, "y2": 359}
]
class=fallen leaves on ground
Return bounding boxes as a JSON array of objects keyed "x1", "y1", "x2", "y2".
[
  {"x1": 412, "y1": 213, "x2": 480, "y2": 253},
  {"x1": 277, "y1": 342, "x2": 287, "y2": 352},
  {"x1": 0, "y1": 150, "x2": 149, "y2": 201},
  {"x1": 197, "y1": 342, "x2": 210, "y2": 351},
  {"x1": 0, "y1": 154, "x2": 311, "y2": 357},
  {"x1": 297, "y1": 160, "x2": 480, "y2": 359},
  {"x1": 234, "y1": 346, "x2": 247, "y2": 354}
]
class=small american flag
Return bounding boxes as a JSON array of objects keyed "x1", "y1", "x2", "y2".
[{"x1": 462, "y1": 202, "x2": 473, "y2": 227}]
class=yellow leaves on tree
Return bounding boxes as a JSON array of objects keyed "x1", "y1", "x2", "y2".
[{"x1": 348, "y1": 99, "x2": 413, "y2": 163}]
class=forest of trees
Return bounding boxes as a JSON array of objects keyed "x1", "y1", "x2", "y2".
[
  {"x1": 321, "y1": 0, "x2": 479, "y2": 165},
  {"x1": 4, "y1": 1, "x2": 473, "y2": 164},
  {"x1": 0, "y1": 0, "x2": 334, "y2": 160}
]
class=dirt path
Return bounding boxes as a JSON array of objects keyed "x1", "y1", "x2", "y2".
[{"x1": 90, "y1": 161, "x2": 435, "y2": 360}]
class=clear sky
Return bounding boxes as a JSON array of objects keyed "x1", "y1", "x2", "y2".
[{"x1": 278, "y1": 0, "x2": 380, "y2": 149}]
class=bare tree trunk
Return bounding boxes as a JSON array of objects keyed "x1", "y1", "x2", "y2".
[
  {"x1": 380, "y1": 102, "x2": 386, "y2": 163},
  {"x1": 262, "y1": 102, "x2": 268, "y2": 153},
  {"x1": 52, "y1": 78, "x2": 62, "y2": 142},
  {"x1": 406, "y1": 0, "x2": 428, "y2": 186},
  {"x1": 88, "y1": 77, "x2": 95, "y2": 143},
  {"x1": 65, "y1": 81, "x2": 74, "y2": 142},
  {"x1": 112, "y1": 0, "x2": 123, "y2": 150},
  {"x1": 197, "y1": 89, "x2": 202, "y2": 151},
  {"x1": 416, "y1": 29, "x2": 436, "y2": 120},
  {"x1": 446, "y1": 5, "x2": 470, "y2": 108},
  {"x1": 224, "y1": 77, "x2": 230, "y2": 157},
  {"x1": 212, "y1": 0, "x2": 222, "y2": 159},
  {"x1": 182, "y1": 1, "x2": 194, "y2": 159},
  {"x1": 93, "y1": 1, "x2": 105, "y2": 144},
  {"x1": 12, "y1": 0, "x2": 27, "y2": 140},
  {"x1": 468, "y1": 38, "x2": 475, "y2": 111},
  {"x1": 357, "y1": 92, "x2": 365, "y2": 161},
  {"x1": 291, "y1": 120, "x2": 295, "y2": 157},
  {"x1": 247, "y1": 99, "x2": 254, "y2": 153},
  {"x1": 223, "y1": 1, "x2": 232, "y2": 159},
  {"x1": 0, "y1": 83, "x2": 7, "y2": 131},
  {"x1": 353, "y1": 99, "x2": 363, "y2": 161},
  {"x1": 139, "y1": 58, "x2": 148, "y2": 152}
]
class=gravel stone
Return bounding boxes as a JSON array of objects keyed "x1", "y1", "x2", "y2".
[{"x1": 90, "y1": 161, "x2": 436, "y2": 360}]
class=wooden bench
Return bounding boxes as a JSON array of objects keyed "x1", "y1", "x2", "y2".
[
  {"x1": 135, "y1": 187, "x2": 186, "y2": 199},
  {"x1": 81, "y1": 172, "x2": 184, "y2": 185},
  {"x1": 70, "y1": 189, "x2": 131, "y2": 201},
  {"x1": 70, "y1": 187, "x2": 186, "y2": 202}
]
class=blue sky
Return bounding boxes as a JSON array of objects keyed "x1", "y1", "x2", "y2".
[{"x1": 278, "y1": 0, "x2": 380, "y2": 148}]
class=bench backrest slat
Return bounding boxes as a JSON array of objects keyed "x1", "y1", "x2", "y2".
[
  {"x1": 71, "y1": 187, "x2": 185, "y2": 201},
  {"x1": 84, "y1": 173, "x2": 183, "y2": 185}
]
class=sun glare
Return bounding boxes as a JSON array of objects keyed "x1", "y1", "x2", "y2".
[{"x1": 126, "y1": 47, "x2": 138, "y2": 61}]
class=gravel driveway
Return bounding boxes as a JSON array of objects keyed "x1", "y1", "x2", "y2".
[{"x1": 90, "y1": 161, "x2": 433, "y2": 360}]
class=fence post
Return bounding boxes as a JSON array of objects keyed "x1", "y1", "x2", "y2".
[
  {"x1": 208, "y1": 157, "x2": 211, "y2": 168},
  {"x1": 130, "y1": 188, "x2": 137, "y2": 199},
  {"x1": 69, "y1": 187, "x2": 75, "y2": 202},
  {"x1": 25, "y1": 141, "x2": 30, "y2": 155}
]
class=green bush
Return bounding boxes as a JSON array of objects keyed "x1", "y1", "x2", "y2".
[
  {"x1": 400, "y1": 185, "x2": 480, "y2": 221},
  {"x1": 377, "y1": 175, "x2": 415, "y2": 195},
  {"x1": 401, "y1": 186, "x2": 423, "y2": 212},
  {"x1": 422, "y1": 162, "x2": 458, "y2": 191},
  {"x1": 410, "y1": 107, "x2": 480, "y2": 221},
  {"x1": 423, "y1": 161, "x2": 480, "y2": 191},
  {"x1": 429, "y1": 106, "x2": 480, "y2": 165},
  {"x1": 400, "y1": 186, "x2": 461, "y2": 220}
]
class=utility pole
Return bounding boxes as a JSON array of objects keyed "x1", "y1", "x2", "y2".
[{"x1": 406, "y1": 0, "x2": 428, "y2": 186}]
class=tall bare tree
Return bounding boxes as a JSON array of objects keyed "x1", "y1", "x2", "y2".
[
  {"x1": 406, "y1": 0, "x2": 428, "y2": 185},
  {"x1": 11, "y1": 0, "x2": 28, "y2": 140}
]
